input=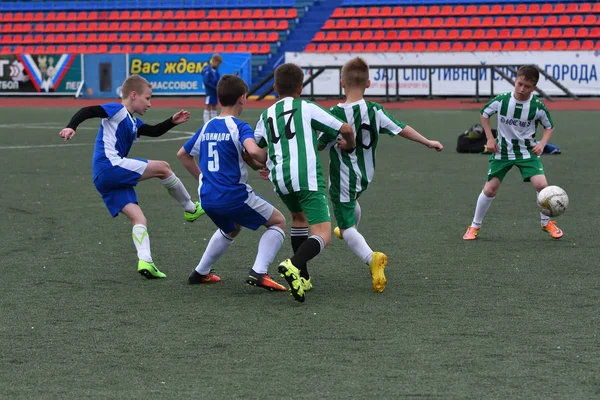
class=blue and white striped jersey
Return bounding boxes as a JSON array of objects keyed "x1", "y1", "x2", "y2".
[{"x1": 92, "y1": 102, "x2": 145, "y2": 179}]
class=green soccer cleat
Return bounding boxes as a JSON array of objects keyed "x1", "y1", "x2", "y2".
[
  {"x1": 277, "y1": 259, "x2": 305, "y2": 303},
  {"x1": 138, "y1": 260, "x2": 166, "y2": 279},
  {"x1": 184, "y1": 201, "x2": 205, "y2": 222}
]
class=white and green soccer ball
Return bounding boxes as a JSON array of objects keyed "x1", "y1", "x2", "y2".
[{"x1": 537, "y1": 185, "x2": 569, "y2": 217}]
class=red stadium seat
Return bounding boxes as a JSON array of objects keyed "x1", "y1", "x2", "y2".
[
  {"x1": 515, "y1": 41, "x2": 528, "y2": 50},
  {"x1": 489, "y1": 41, "x2": 502, "y2": 51},
  {"x1": 541, "y1": 4, "x2": 553, "y2": 14},
  {"x1": 553, "y1": 3, "x2": 566, "y2": 14},
  {"x1": 450, "y1": 42, "x2": 462, "y2": 51},
  {"x1": 578, "y1": 3, "x2": 591, "y2": 13},
  {"x1": 581, "y1": 40, "x2": 594, "y2": 50},
  {"x1": 328, "y1": 43, "x2": 341, "y2": 52},
  {"x1": 344, "y1": 7, "x2": 356, "y2": 18},
  {"x1": 440, "y1": 5, "x2": 452, "y2": 16},
  {"x1": 465, "y1": 5, "x2": 477, "y2": 15},
  {"x1": 389, "y1": 42, "x2": 401, "y2": 51},
  {"x1": 402, "y1": 42, "x2": 413, "y2": 51},
  {"x1": 527, "y1": 4, "x2": 540, "y2": 14},
  {"x1": 567, "y1": 40, "x2": 581, "y2": 50},
  {"x1": 515, "y1": 4, "x2": 527, "y2": 14},
  {"x1": 576, "y1": 27, "x2": 589, "y2": 38},
  {"x1": 476, "y1": 42, "x2": 489, "y2": 51},
  {"x1": 570, "y1": 15, "x2": 583, "y2": 25},
  {"x1": 365, "y1": 42, "x2": 377, "y2": 52},
  {"x1": 541, "y1": 40, "x2": 554, "y2": 50},
  {"x1": 501, "y1": 4, "x2": 515, "y2": 15},
  {"x1": 502, "y1": 41, "x2": 515, "y2": 51},
  {"x1": 554, "y1": 40, "x2": 567, "y2": 50},
  {"x1": 548, "y1": 28, "x2": 561, "y2": 38},
  {"x1": 426, "y1": 42, "x2": 439, "y2": 51},
  {"x1": 414, "y1": 42, "x2": 426, "y2": 51},
  {"x1": 377, "y1": 42, "x2": 389, "y2": 51},
  {"x1": 464, "y1": 42, "x2": 476, "y2": 51}
]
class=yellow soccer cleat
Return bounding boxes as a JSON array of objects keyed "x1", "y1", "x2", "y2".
[
  {"x1": 277, "y1": 259, "x2": 305, "y2": 302},
  {"x1": 300, "y1": 277, "x2": 312, "y2": 292},
  {"x1": 369, "y1": 252, "x2": 387, "y2": 293}
]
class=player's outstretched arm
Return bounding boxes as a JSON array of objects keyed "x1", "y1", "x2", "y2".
[
  {"x1": 60, "y1": 105, "x2": 109, "y2": 141},
  {"x1": 480, "y1": 115, "x2": 498, "y2": 153},
  {"x1": 177, "y1": 147, "x2": 201, "y2": 181},
  {"x1": 138, "y1": 110, "x2": 190, "y2": 138},
  {"x1": 243, "y1": 138, "x2": 268, "y2": 165},
  {"x1": 400, "y1": 126, "x2": 444, "y2": 151}
]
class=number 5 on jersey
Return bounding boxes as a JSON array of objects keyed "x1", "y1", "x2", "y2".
[{"x1": 208, "y1": 142, "x2": 220, "y2": 171}]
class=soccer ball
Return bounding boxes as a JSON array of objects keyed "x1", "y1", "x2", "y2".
[{"x1": 537, "y1": 186, "x2": 569, "y2": 217}]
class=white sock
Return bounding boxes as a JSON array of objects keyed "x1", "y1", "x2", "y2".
[
  {"x1": 343, "y1": 227, "x2": 373, "y2": 265},
  {"x1": 132, "y1": 224, "x2": 152, "y2": 263},
  {"x1": 210, "y1": 110, "x2": 218, "y2": 119},
  {"x1": 251, "y1": 226, "x2": 285, "y2": 274},
  {"x1": 355, "y1": 201, "x2": 362, "y2": 228},
  {"x1": 203, "y1": 110, "x2": 211, "y2": 124},
  {"x1": 471, "y1": 191, "x2": 495, "y2": 228},
  {"x1": 160, "y1": 174, "x2": 196, "y2": 213},
  {"x1": 537, "y1": 192, "x2": 551, "y2": 226},
  {"x1": 540, "y1": 212, "x2": 550, "y2": 226},
  {"x1": 195, "y1": 229, "x2": 234, "y2": 275}
]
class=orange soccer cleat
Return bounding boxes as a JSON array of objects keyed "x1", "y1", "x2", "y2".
[
  {"x1": 463, "y1": 226, "x2": 480, "y2": 240},
  {"x1": 542, "y1": 220, "x2": 563, "y2": 239}
]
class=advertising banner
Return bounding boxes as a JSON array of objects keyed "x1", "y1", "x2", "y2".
[
  {"x1": 127, "y1": 53, "x2": 252, "y2": 95},
  {"x1": 285, "y1": 51, "x2": 600, "y2": 96},
  {"x1": 0, "y1": 54, "x2": 82, "y2": 94}
]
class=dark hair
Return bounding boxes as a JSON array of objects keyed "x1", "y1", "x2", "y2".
[
  {"x1": 217, "y1": 74, "x2": 248, "y2": 106},
  {"x1": 517, "y1": 65, "x2": 539, "y2": 85},
  {"x1": 342, "y1": 57, "x2": 370, "y2": 88},
  {"x1": 274, "y1": 63, "x2": 304, "y2": 97}
]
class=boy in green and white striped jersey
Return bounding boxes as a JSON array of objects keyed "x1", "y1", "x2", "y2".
[
  {"x1": 254, "y1": 63, "x2": 355, "y2": 302},
  {"x1": 319, "y1": 57, "x2": 443, "y2": 293},
  {"x1": 463, "y1": 65, "x2": 563, "y2": 240}
]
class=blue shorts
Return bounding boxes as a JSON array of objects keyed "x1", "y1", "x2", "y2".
[
  {"x1": 205, "y1": 93, "x2": 218, "y2": 106},
  {"x1": 93, "y1": 158, "x2": 148, "y2": 217},
  {"x1": 203, "y1": 192, "x2": 274, "y2": 234}
]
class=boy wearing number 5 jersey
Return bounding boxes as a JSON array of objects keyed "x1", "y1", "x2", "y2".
[
  {"x1": 178, "y1": 74, "x2": 288, "y2": 292},
  {"x1": 319, "y1": 57, "x2": 444, "y2": 293},
  {"x1": 255, "y1": 63, "x2": 356, "y2": 303}
]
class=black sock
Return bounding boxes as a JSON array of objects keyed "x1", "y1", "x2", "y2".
[
  {"x1": 291, "y1": 227, "x2": 309, "y2": 253},
  {"x1": 291, "y1": 236, "x2": 324, "y2": 276},
  {"x1": 291, "y1": 227, "x2": 310, "y2": 278}
]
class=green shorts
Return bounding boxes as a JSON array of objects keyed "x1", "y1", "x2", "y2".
[
  {"x1": 487, "y1": 157, "x2": 545, "y2": 182},
  {"x1": 331, "y1": 192, "x2": 362, "y2": 229},
  {"x1": 278, "y1": 189, "x2": 331, "y2": 225}
]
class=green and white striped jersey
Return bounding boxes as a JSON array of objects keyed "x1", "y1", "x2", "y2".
[
  {"x1": 481, "y1": 91, "x2": 554, "y2": 160},
  {"x1": 320, "y1": 99, "x2": 406, "y2": 203},
  {"x1": 254, "y1": 97, "x2": 344, "y2": 194}
]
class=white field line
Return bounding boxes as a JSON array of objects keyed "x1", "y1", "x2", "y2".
[{"x1": 0, "y1": 124, "x2": 196, "y2": 150}]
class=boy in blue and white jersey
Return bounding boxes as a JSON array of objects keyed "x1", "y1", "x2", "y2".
[
  {"x1": 59, "y1": 74, "x2": 205, "y2": 280},
  {"x1": 201, "y1": 54, "x2": 222, "y2": 124},
  {"x1": 178, "y1": 74, "x2": 288, "y2": 291}
]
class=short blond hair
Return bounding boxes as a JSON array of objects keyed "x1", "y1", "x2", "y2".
[
  {"x1": 342, "y1": 57, "x2": 370, "y2": 88},
  {"x1": 121, "y1": 74, "x2": 151, "y2": 98}
]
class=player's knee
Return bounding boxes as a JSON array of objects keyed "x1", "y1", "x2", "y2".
[
  {"x1": 273, "y1": 212, "x2": 287, "y2": 230},
  {"x1": 156, "y1": 160, "x2": 173, "y2": 177}
]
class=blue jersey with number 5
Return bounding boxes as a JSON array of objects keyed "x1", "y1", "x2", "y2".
[{"x1": 183, "y1": 116, "x2": 256, "y2": 207}]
